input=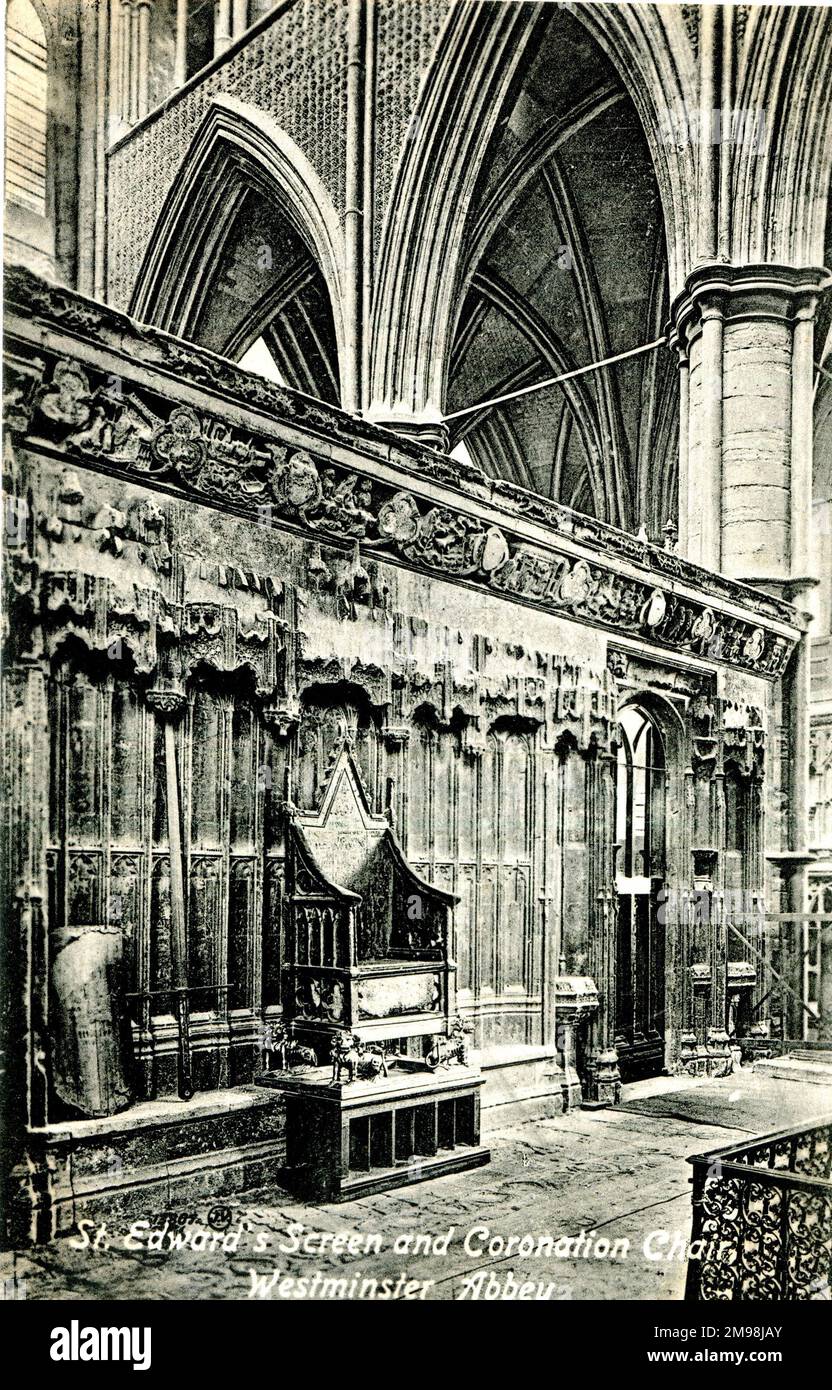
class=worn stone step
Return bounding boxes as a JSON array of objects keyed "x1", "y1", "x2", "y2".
[
  {"x1": 480, "y1": 1045, "x2": 563, "y2": 1113},
  {"x1": 15, "y1": 1087, "x2": 288, "y2": 1242},
  {"x1": 751, "y1": 1052, "x2": 832, "y2": 1086}
]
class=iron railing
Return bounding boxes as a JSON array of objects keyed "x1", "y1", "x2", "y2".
[{"x1": 685, "y1": 1117, "x2": 832, "y2": 1300}]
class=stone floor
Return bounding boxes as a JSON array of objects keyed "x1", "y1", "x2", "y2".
[{"x1": 3, "y1": 1070, "x2": 830, "y2": 1302}]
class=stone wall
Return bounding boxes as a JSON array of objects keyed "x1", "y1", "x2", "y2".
[
  {"x1": 3, "y1": 270, "x2": 800, "y2": 1125},
  {"x1": 107, "y1": 0, "x2": 349, "y2": 308}
]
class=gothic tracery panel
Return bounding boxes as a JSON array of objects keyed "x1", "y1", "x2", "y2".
[
  {"x1": 45, "y1": 656, "x2": 273, "y2": 1100},
  {"x1": 403, "y1": 716, "x2": 540, "y2": 1043}
]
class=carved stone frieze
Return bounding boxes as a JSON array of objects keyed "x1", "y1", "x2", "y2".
[
  {"x1": 4, "y1": 270, "x2": 799, "y2": 681},
  {"x1": 4, "y1": 357, "x2": 45, "y2": 434}
]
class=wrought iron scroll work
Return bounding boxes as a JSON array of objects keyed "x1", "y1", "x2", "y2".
[{"x1": 686, "y1": 1117, "x2": 832, "y2": 1300}]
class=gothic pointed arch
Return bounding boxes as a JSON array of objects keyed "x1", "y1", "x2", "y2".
[
  {"x1": 368, "y1": 1, "x2": 543, "y2": 428},
  {"x1": 368, "y1": 0, "x2": 694, "y2": 436},
  {"x1": 129, "y1": 95, "x2": 347, "y2": 400},
  {"x1": 563, "y1": 0, "x2": 696, "y2": 289}
]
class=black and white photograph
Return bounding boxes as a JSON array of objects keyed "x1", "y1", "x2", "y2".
[{"x1": 1, "y1": 0, "x2": 831, "y2": 1354}]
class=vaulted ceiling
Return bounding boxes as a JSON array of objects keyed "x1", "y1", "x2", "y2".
[
  {"x1": 175, "y1": 7, "x2": 679, "y2": 535},
  {"x1": 193, "y1": 188, "x2": 340, "y2": 405},
  {"x1": 445, "y1": 7, "x2": 678, "y2": 536}
]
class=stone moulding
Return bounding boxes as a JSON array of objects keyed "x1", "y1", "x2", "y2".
[{"x1": 3, "y1": 268, "x2": 799, "y2": 679}]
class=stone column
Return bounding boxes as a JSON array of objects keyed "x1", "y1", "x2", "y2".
[
  {"x1": 675, "y1": 345, "x2": 691, "y2": 555},
  {"x1": 174, "y1": 0, "x2": 188, "y2": 87},
  {"x1": 343, "y1": 0, "x2": 367, "y2": 416},
  {"x1": 368, "y1": 417, "x2": 451, "y2": 453},
  {"x1": 582, "y1": 741, "x2": 619, "y2": 1107},
  {"x1": 680, "y1": 765, "x2": 696, "y2": 1037},
  {"x1": 136, "y1": 1, "x2": 152, "y2": 120},
  {"x1": 771, "y1": 646, "x2": 816, "y2": 1042},
  {"x1": 554, "y1": 980, "x2": 599, "y2": 1110},
  {"x1": 114, "y1": 0, "x2": 155, "y2": 125},
  {"x1": 145, "y1": 685, "x2": 195, "y2": 1099},
  {"x1": 214, "y1": 0, "x2": 232, "y2": 55},
  {"x1": 710, "y1": 766, "x2": 727, "y2": 1027},
  {"x1": 696, "y1": 4, "x2": 720, "y2": 263},
  {"x1": 129, "y1": 1, "x2": 140, "y2": 121},
  {"x1": 117, "y1": 0, "x2": 132, "y2": 123},
  {"x1": 672, "y1": 265, "x2": 829, "y2": 584},
  {"x1": 674, "y1": 264, "x2": 829, "y2": 1042},
  {"x1": 231, "y1": 0, "x2": 249, "y2": 39}
]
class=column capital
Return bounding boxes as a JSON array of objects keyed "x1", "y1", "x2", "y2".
[
  {"x1": 364, "y1": 410, "x2": 450, "y2": 454},
  {"x1": 146, "y1": 683, "x2": 187, "y2": 720},
  {"x1": 671, "y1": 263, "x2": 831, "y2": 355}
]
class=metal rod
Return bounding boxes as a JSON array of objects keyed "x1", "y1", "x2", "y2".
[{"x1": 442, "y1": 337, "x2": 668, "y2": 422}]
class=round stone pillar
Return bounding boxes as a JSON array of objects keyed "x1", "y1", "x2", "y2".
[{"x1": 671, "y1": 264, "x2": 829, "y2": 586}]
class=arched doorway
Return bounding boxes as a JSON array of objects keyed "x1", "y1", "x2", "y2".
[{"x1": 614, "y1": 705, "x2": 667, "y2": 1080}]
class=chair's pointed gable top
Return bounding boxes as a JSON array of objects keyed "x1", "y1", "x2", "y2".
[{"x1": 294, "y1": 738, "x2": 386, "y2": 836}]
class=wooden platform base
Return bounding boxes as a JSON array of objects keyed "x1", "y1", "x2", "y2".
[{"x1": 257, "y1": 1065, "x2": 490, "y2": 1200}]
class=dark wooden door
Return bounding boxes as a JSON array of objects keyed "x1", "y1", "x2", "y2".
[
  {"x1": 614, "y1": 708, "x2": 667, "y2": 1081},
  {"x1": 615, "y1": 878, "x2": 666, "y2": 1079}
]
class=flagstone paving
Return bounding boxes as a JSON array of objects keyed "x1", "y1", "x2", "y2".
[{"x1": 3, "y1": 1072, "x2": 829, "y2": 1302}]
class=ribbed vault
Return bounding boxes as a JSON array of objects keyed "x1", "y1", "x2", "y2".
[
  {"x1": 444, "y1": 6, "x2": 678, "y2": 534},
  {"x1": 191, "y1": 189, "x2": 340, "y2": 402}
]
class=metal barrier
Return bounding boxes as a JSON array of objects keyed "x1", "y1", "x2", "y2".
[{"x1": 685, "y1": 1117, "x2": 832, "y2": 1300}]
